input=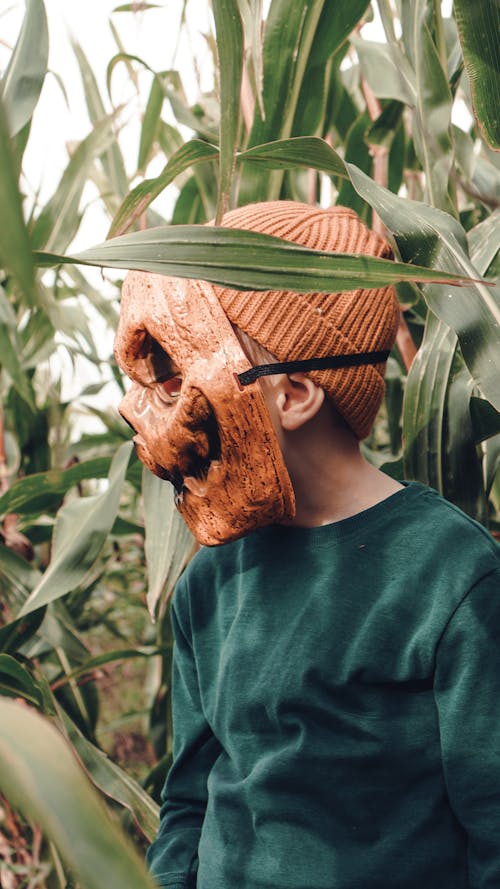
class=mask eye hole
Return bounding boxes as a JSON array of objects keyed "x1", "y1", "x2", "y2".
[{"x1": 161, "y1": 375, "x2": 182, "y2": 398}]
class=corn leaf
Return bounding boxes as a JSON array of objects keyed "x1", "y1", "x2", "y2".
[
  {"x1": 0, "y1": 700, "x2": 157, "y2": 889},
  {"x1": 0, "y1": 457, "x2": 112, "y2": 518},
  {"x1": 347, "y1": 163, "x2": 500, "y2": 411},
  {"x1": 112, "y1": 2, "x2": 161, "y2": 10},
  {"x1": 60, "y1": 709, "x2": 160, "y2": 842},
  {"x1": 467, "y1": 209, "x2": 500, "y2": 274},
  {"x1": 72, "y1": 40, "x2": 128, "y2": 200},
  {"x1": 239, "y1": 0, "x2": 371, "y2": 202},
  {"x1": 0, "y1": 286, "x2": 35, "y2": 410},
  {"x1": 137, "y1": 74, "x2": 165, "y2": 172},
  {"x1": 108, "y1": 140, "x2": 219, "y2": 238},
  {"x1": 409, "y1": 0, "x2": 456, "y2": 213},
  {"x1": 337, "y1": 111, "x2": 372, "y2": 222},
  {"x1": 0, "y1": 0, "x2": 48, "y2": 138},
  {"x1": 18, "y1": 443, "x2": 133, "y2": 618},
  {"x1": 0, "y1": 653, "x2": 42, "y2": 705},
  {"x1": 0, "y1": 95, "x2": 37, "y2": 306},
  {"x1": 239, "y1": 136, "x2": 346, "y2": 177},
  {"x1": 470, "y1": 398, "x2": 500, "y2": 444},
  {"x1": 403, "y1": 311, "x2": 456, "y2": 492},
  {"x1": 351, "y1": 38, "x2": 416, "y2": 104},
  {"x1": 33, "y1": 225, "x2": 483, "y2": 291},
  {"x1": 143, "y1": 469, "x2": 194, "y2": 619},
  {"x1": 443, "y1": 357, "x2": 486, "y2": 521},
  {"x1": 213, "y1": 0, "x2": 244, "y2": 220},
  {"x1": 454, "y1": 0, "x2": 500, "y2": 149},
  {"x1": 31, "y1": 115, "x2": 119, "y2": 252},
  {"x1": 238, "y1": 0, "x2": 327, "y2": 201}
]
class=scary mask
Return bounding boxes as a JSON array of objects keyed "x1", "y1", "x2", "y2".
[{"x1": 114, "y1": 271, "x2": 295, "y2": 546}]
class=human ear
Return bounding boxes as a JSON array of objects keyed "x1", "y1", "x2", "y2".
[{"x1": 276, "y1": 373, "x2": 325, "y2": 431}]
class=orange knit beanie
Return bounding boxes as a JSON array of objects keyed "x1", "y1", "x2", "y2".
[{"x1": 212, "y1": 201, "x2": 400, "y2": 439}]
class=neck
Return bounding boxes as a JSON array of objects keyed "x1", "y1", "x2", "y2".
[{"x1": 281, "y1": 405, "x2": 402, "y2": 527}]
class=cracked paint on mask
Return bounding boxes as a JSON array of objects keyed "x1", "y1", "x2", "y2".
[{"x1": 114, "y1": 271, "x2": 295, "y2": 545}]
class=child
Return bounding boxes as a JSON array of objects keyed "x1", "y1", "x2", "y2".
[{"x1": 114, "y1": 202, "x2": 500, "y2": 889}]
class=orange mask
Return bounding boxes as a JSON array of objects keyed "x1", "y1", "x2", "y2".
[{"x1": 114, "y1": 271, "x2": 296, "y2": 545}]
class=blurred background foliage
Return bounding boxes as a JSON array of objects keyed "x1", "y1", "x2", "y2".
[{"x1": 0, "y1": 0, "x2": 499, "y2": 885}]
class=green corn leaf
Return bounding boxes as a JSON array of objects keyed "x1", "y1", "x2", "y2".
[
  {"x1": 238, "y1": 0, "x2": 328, "y2": 202},
  {"x1": 0, "y1": 95, "x2": 37, "y2": 306},
  {"x1": 328, "y1": 62, "x2": 359, "y2": 143},
  {"x1": 443, "y1": 357, "x2": 486, "y2": 521},
  {"x1": 0, "y1": 286, "x2": 35, "y2": 409},
  {"x1": 366, "y1": 101, "x2": 405, "y2": 150},
  {"x1": 106, "y1": 51, "x2": 153, "y2": 98},
  {"x1": 53, "y1": 646, "x2": 167, "y2": 686},
  {"x1": 238, "y1": 0, "x2": 265, "y2": 121},
  {"x1": 470, "y1": 397, "x2": 500, "y2": 444},
  {"x1": 485, "y1": 435, "x2": 500, "y2": 502},
  {"x1": 0, "y1": 457, "x2": 112, "y2": 519},
  {"x1": 0, "y1": 0, "x2": 48, "y2": 138},
  {"x1": 403, "y1": 312, "x2": 457, "y2": 492},
  {"x1": 347, "y1": 163, "x2": 500, "y2": 412},
  {"x1": 31, "y1": 114, "x2": 120, "y2": 252},
  {"x1": 409, "y1": 0, "x2": 456, "y2": 213},
  {"x1": 172, "y1": 175, "x2": 207, "y2": 224},
  {"x1": 454, "y1": 0, "x2": 500, "y2": 149},
  {"x1": 0, "y1": 544, "x2": 41, "y2": 608},
  {"x1": 239, "y1": 0, "x2": 371, "y2": 201},
  {"x1": 0, "y1": 607, "x2": 45, "y2": 656},
  {"x1": 137, "y1": 74, "x2": 165, "y2": 172},
  {"x1": 351, "y1": 37, "x2": 416, "y2": 105},
  {"x1": 108, "y1": 140, "x2": 219, "y2": 238},
  {"x1": 60, "y1": 709, "x2": 160, "y2": 842},
  {"x1": 33, "y1": 224, "x2": 484, "y2": 291},
  {"x1": 387, "y1": 115, "x2": 406, "y2": 195},
  {"x1": 467, "y1": 209, "x2": 500, "y2": 275},
  {"x1": 0, "y1": 700, "x2": 158, "y2": 889},
  {"x1": 239, "y1": 136, "x2": 347, "y2": 177},
  {"x1": 337, "y1": 111, "x2": 372, "y2": 222},
  {"x1": 72, "y1": 40, "x2": 129, "y2": 200},
  {"x1": 112, "y1": 2, "x2": 161, "y2": 10},
  {"x1": 291, "y1": 0, "x2": 371, "y2": 138},
  {"x1": 17, "y1": 443, "x2": 133, "y2": 617},
  {"x1": 143, "y1": 469, "x2": 194, "y2": 619},
  {"x1": 213, "y1": 0, "x2": 244, "y2": 220},
  {"x1": 0, "y1": 653, "x2": 42, "y2": 705}
]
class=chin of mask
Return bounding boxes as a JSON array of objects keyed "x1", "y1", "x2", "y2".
[{"x1": 114, "y1": 271, "x2": 296, "y2": 546}]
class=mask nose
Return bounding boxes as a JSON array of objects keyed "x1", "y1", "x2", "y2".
[{"x1": 118, "y1": 383, "x2": 146, "y2": 433}]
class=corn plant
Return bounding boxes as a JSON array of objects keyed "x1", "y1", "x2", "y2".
[{"x1": 0, "y1": 0, "x2": 499, "y2": 885}]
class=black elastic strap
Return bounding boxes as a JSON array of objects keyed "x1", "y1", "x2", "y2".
[{"x1": 237, "y1": 350, "x2": 391, "y2": 387}]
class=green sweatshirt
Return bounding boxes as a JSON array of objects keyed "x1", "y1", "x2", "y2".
[{"x1": 147, "y1": 482, "x2": 500, "y2": 889}]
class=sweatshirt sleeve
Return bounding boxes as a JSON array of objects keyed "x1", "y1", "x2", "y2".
[
  {"x1": 434, "y1": 567, "x2": 500, "y2": 888},
  {"x1": 146, "y1": 580, "x2": 222, "y2": 889}
]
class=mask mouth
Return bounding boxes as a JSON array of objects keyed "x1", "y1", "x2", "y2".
[
  {"x1": 142, "y1": 393, "x2": 222, "y2": 501},
  {"x1": 156, "y1": 462, "x2": 185, "y2": 494},
  {"x1": 181, "y1": 460, "x2": 224, "y2": 500}
]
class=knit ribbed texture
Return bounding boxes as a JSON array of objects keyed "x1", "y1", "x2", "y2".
[{"x1": 212, "y1": 201, "x2": 400, "y2": 439}]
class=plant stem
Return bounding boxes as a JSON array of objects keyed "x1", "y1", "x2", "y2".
[
  {"x1": 360, "y1": 76, "x2": 417, "y2": 370},
  {"x1": 0, "y1": 399, "x2": 9, "y2": 496},
  {"x1": 240, "y1": 63, "x2": 255, "y2": 136},
  {"x1": 432, "y1": 0, "x2": 448, "y2": 71},
  {"x1": 360, "y1": 76, "x2": 388, "y2": 235},
  {"x1": 395, "y1": 308, "x2": 418, "y2": 371}
]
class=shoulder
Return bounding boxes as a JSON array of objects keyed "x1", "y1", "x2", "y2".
[
  {"x1": 395, "y1": 482, "x2": 500, "y2": 595},
  {"x1": 410, "y1": 483, "x2": 499, "y2": 553},
  {"x1": 172, "y1": 535, "x2": 247, "y2": 622}
]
